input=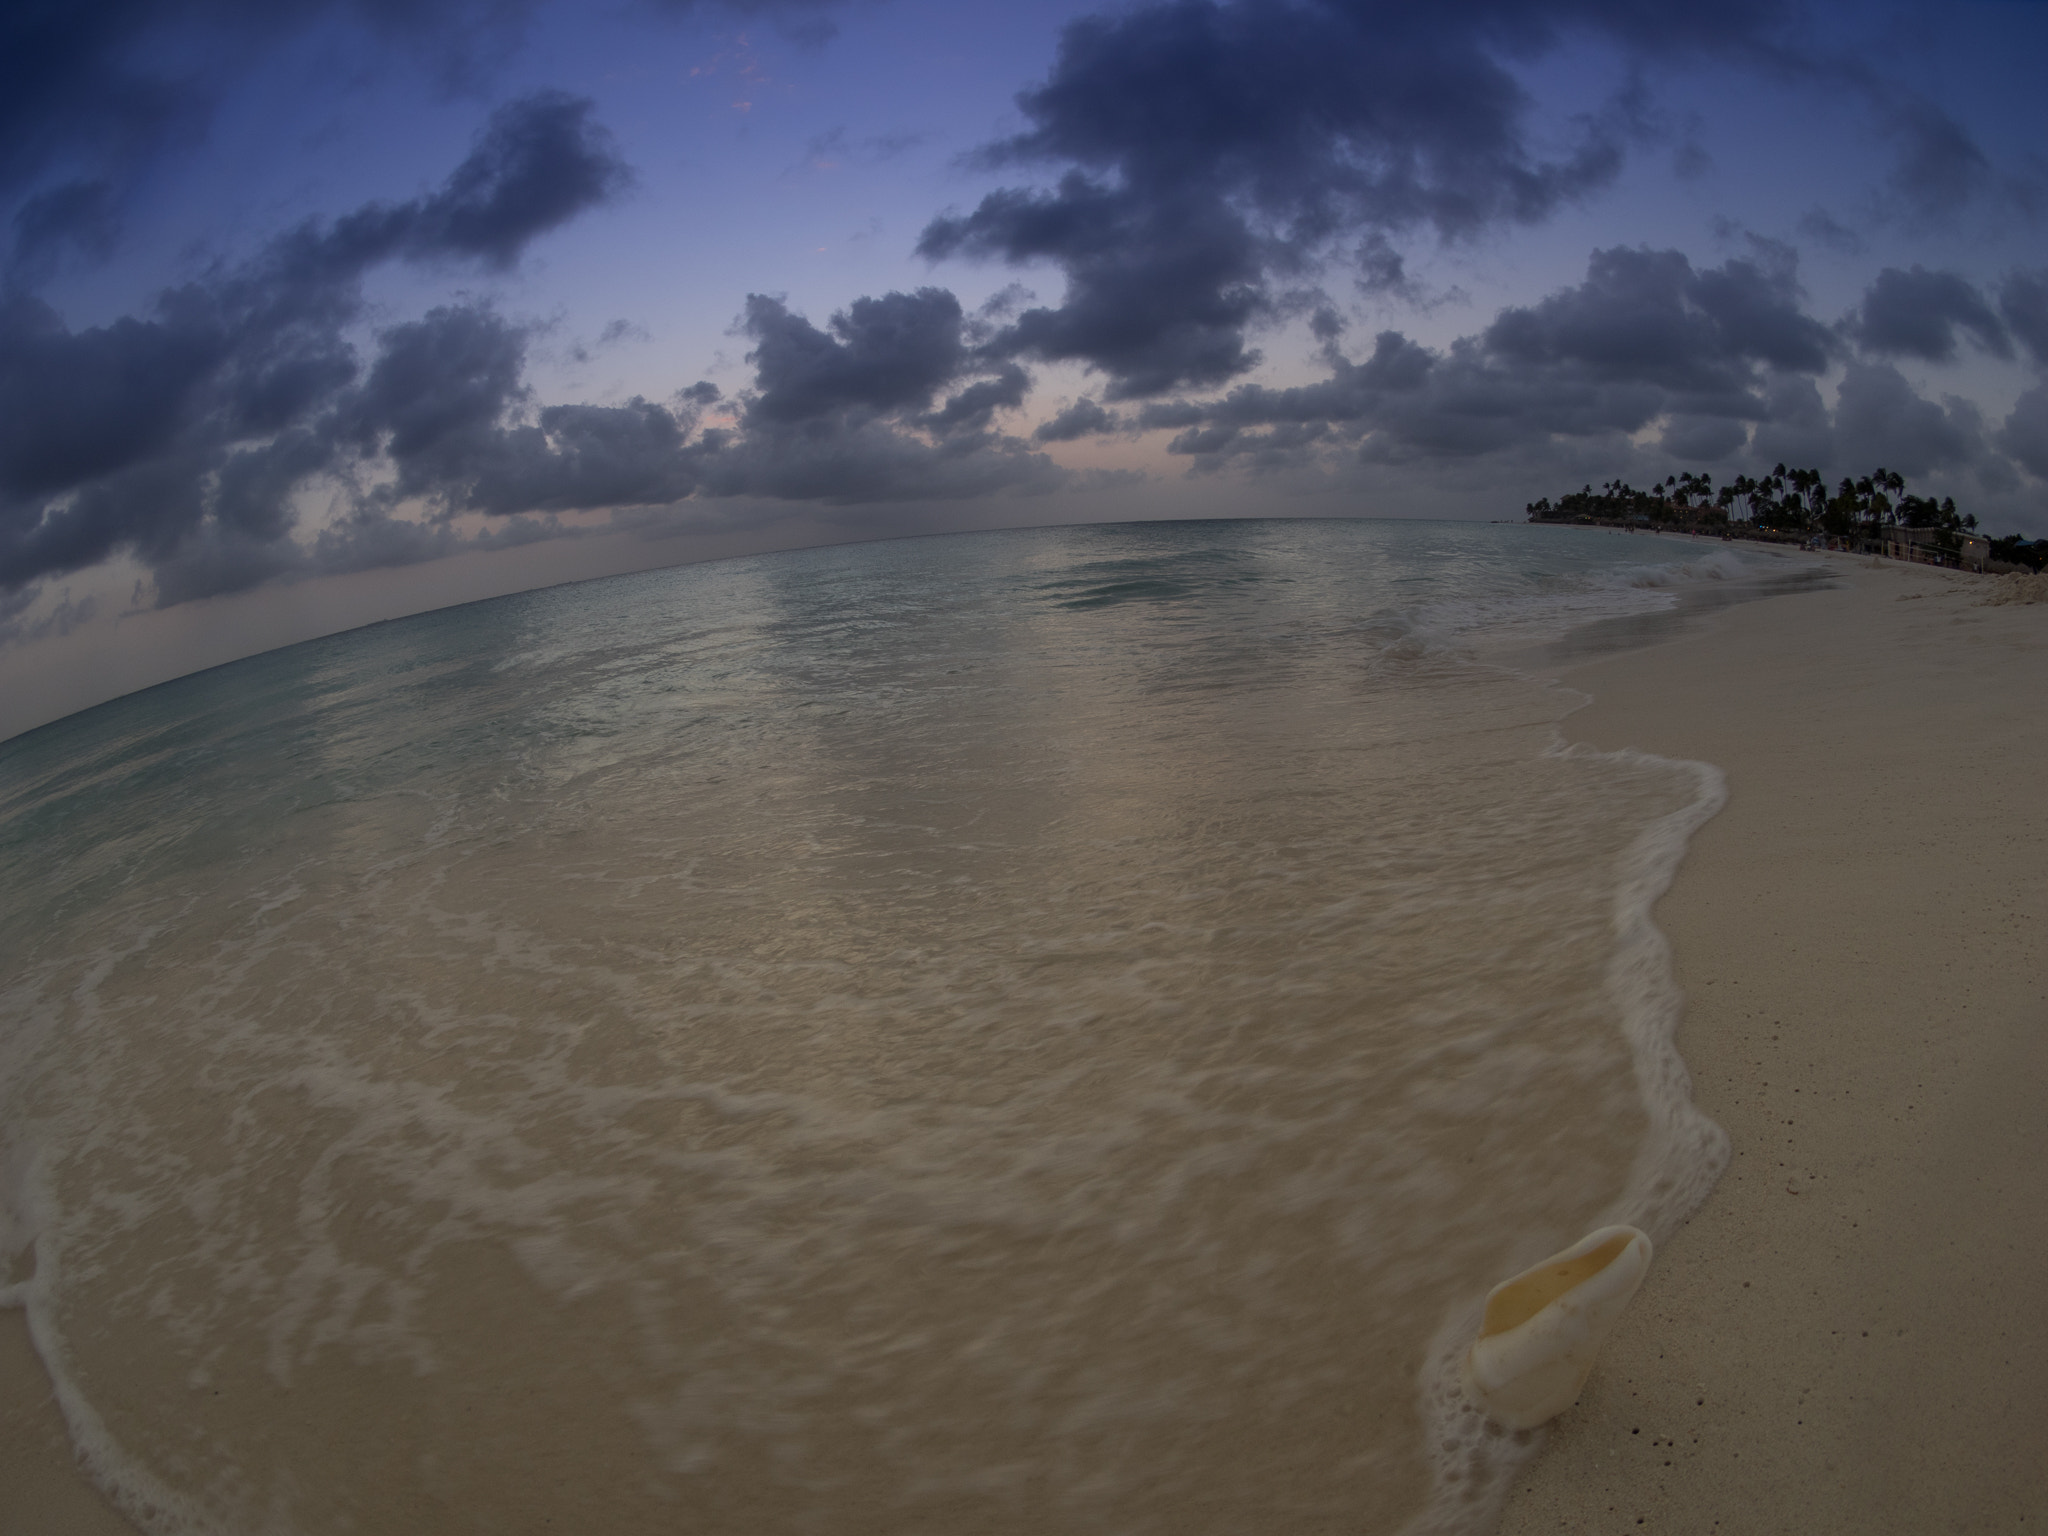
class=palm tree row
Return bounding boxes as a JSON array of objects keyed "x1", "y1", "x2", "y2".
[{"x1": 1524, "y1": 464, "x2": 1978, "y2": 549}]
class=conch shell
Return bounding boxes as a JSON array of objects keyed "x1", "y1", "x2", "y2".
[{"x1": 1461, "y1": 1224, "x2": 1653, "y2": 1430}]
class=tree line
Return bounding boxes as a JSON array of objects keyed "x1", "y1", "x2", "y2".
[{"x1": 1524, "y1": 465, "x2": 2046, "y2": 571}]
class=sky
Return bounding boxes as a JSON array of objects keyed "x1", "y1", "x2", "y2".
[{"x1": 3, "y1": 0, "x2": 2047, "y2": 736}]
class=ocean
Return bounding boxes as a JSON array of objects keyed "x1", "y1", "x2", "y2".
[{"x1": 0, "y1": 519, "x2": 1806, "y2": 1534}]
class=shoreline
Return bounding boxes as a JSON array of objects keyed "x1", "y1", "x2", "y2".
[
  {"x1": 1500, "y1": 554, "x2": 2048, "y2": 1531},
  {"x1": 5, "y1": 551, "x2": 2043, "y2": 1534}
]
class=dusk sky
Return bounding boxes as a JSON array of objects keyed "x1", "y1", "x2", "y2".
[{"x1": 4, "y1": 0, "x2": 2046, "y2": 734}]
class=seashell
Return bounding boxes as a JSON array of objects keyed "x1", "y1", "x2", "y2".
[{"x1": 1461, "y1": 1224, "x2": 1653, "y2": 1430}]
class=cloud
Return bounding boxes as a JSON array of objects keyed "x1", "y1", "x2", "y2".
[
  {"x1": 688, "y1": 293, "x2": 1065, "y2": 502},
  {"x1": 1881, "y1": 98, "x2": 1993, "y2": 223},
  {"x1": 1997, "y1": 387, "x2": 2048, "y2": 481},
  {"x1": 789, "y1": 126, "x2": 932, "y2": 175},
  {"x1": 1034, "y1": 398, "x2": 1124, "y2": 442},
  {"x1": 467, "y1": 401, "x2": 702, "y2": 514},
  {"x1": 1999, "y1": 269, "x2": 2048, "y2": 371},
  {"x1": 1659, "y1": 414, "x2": 1750, "y2": 460},
  {"x1": 1831, "y1": 361, "x2": 1989, "y2": 478},
  {"x1": 742, "y1": 289, "x2": 968, "y2": 424},
  {"x1": 342, "y1": 304, "x2": 536, "y2": 511},
  {"x1": 398, "y1": 91, "x2": 632, "y2": 268},
  {"x1": 1849, "y1": 266, "x2": 2011, "y2": 362},
  {"x1": 914, "y1": 0, "x2": 1806, "y2": 401},
  {"x1": 0, "y1": 0, "x2": 845, "y2": 252},
  {"x1": 0, "y1": 0, "x2": 537, "y2": 213},
  {"x1": 0, "y1": 293, "x2": 228, "y2": 508},
  {"x1": 341, "y1": 311, "x2": 703, "y2": 515},
  {"x1": 925, "y1": 364, "x2": 1031, "y2": 435},
  {"x1": 1747, "y1": 372, "x2": 1833, "y2": 469},
  {"x1": 0, "y1": 264, "x2": 1065, "y2": 612},
  {"x1": 1058, "y1": 239, "x2": 2035, "y2": 508},
  {"x1": 1485, "y1": 243, "x2": 1831, "y2": 394},
  {"x1": 313, "y1": 91, "x2": 631, "y2": 272},
  {"x1": 921, "y1": 175, "x2": 1268, "y2": 398},
  {"x1": 1796, "y1": 206, "x2": 1864, "y2": 255},
  {"x1": 0, "y1": 583, "x2": 96, "y2": 649},
  {"x1": 1134, "y1": 245, "x2": 1832, "y2": 470},
  {"x1": 0, "y1": 95, "x2": 632, "y2": 603}
]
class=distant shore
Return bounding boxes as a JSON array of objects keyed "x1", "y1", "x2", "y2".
[{"x1": 1500, "y1": 554, "x2": 2048, "y2": 1532}]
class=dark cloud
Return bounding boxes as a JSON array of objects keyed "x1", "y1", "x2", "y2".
[
  {"x1": 691, "y1": 293, "x2": 1065, "y2": 503},
  {"x1": 11, "y1": 0, "x2": 2044, "y2": 621},
  {"x1": 1659, "y1": 414, "x2": 1749, "y2": 460},
  {"x1": 407, "y1": 290, "x2": 1059, "y2": 508},
  {"x1": 337, "y1": 305, "x2": 546, "y2": 517},
  {"x1": 1999, "y1": 269, "x2": 2048, "y2": 371},
  {"x1": 212, "y1": 430, "x2": 336, "y2": 543},
  {"x1": 0, "y1": 267, "x2": 1064, "y2": 609},
  {"x1": 350, "y1": 306, "x2": 530, "y2": 466},
  {"x1": 1484, "y1": 244, "x2": 1831, "y2": 396},
  {"x1": 1136, "y1": 246, "x2": 1831, "y2": 472},
  {"x1": 1747, "y1": 373, "x2": 1833, "y2": 469},
  {"x1": 309, "y1": 505, "x2": 462, "y2": 577},
  {"x1": 465, "y1": 400, "x2": 699, "y2": 514},
  {"x1": 0, "y1": 95, "x2": 633, "y2": 603},
  {"x1": 371, "y1": 379, "x2": 707, "y2": 521},
  {"x1": 916, "y1": 0, "x2": 1803, "y2": 400},
  {"x1": 1119, "y1": 243, "x2": 2039, "y2": 498},
  {"x1": 1996, "y1": 387, "x2": 2048, "y2": 481},
  {"x1": 405, "y1": 91, "x2": 631, "y2": 267},
  {"x1": 0, "y1": 294, "x2": 227, "y2": 506},
  {"x1": 1034, "y1": 398, "x2": 1124, "y2": 442},
  {"x1": 313, "y1": 91, "x2": 630, "y2": 272},
  {"x1": 1354, "y1": 234, "x2": 1422, "y2": 303},
  {"x1": 1831, "y1": 361, "x2": 1988, "y2": 478},
  {"x1": 921, "y1": 176, "x2": 1267, "y2": 397},
  {"x1": 1850, "y1": 266, "x2": 2011, "y2": 362},
  {"x1": 689, "y1": 421, "x2": 1065, "y2": 505},
  {"x1": 743, "y1": 289, "x2": 968, "y2": 424},
  {"x1": 925, "y1": 364, "x2": 1031, "y2": 435}
]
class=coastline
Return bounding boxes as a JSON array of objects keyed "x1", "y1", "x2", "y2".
[
  {"x1": 5, "y1": 547, "x2": 2043, "y2": 1534},
  {"x1": 1500, "y1": 554, "x2": 2048, "y2": 1531}
]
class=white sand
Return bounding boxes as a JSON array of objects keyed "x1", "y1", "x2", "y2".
[{"x1": 1501, "y1": 555, "x2": 2048, "y2": 1532}]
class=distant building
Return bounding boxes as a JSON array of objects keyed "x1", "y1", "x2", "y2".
[{"x1": 1881, "y1": 526, "x2": 1989, "y2": 572}]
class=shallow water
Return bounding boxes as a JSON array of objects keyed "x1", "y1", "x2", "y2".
[{"x1": 0, "y1": 520, "x2": 1769, "y2": 1534}]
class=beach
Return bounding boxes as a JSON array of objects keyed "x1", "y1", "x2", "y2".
[
  {"x1": 1501, "y1": 554, "x2": 2048, "y2": 1532},
  {"x1": 2, "y1": 544, "x2": 2043, "y2": 1535}
]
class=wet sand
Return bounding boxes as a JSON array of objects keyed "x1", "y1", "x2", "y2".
[
  {"x1": 0, "y1": 1312, "x2": 135, "y2": 1535},
  {"x1": 1502, "y1": 555, "x2": 2048, "y2": 1532},
  {"x1": 6, "y1": 552, "x2": 2044, "y2": 1535}
]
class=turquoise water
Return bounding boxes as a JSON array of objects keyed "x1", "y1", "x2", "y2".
[{"x1": 0, "y1": 520, "x2": 1764, "y2": 1534}]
